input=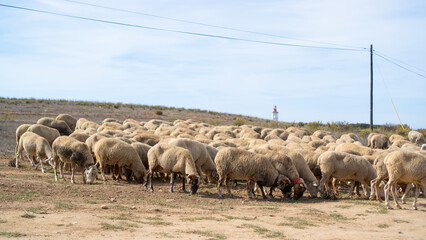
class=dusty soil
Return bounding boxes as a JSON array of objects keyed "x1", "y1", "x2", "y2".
[{"x1": 0, "y1": 158, "x2": 425, "y2": 240}]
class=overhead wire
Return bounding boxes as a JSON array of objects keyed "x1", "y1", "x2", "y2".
[
  {"x1": 62, "y1": 0, "x2": 367, "y2": 50},
  {"x1": 0, "y1": 3, "x2": 366, "y2": 52},
  {"x1": 374, "y1": 51, "x2": 426, "y2": 79},
  {"x1": 374, "y1": 50, "x2": 426, "y2": 74}
]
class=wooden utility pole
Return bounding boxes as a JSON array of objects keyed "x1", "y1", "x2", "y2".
[{"x1": 370, "y1": 44, "x2": 373, "y2": 132}]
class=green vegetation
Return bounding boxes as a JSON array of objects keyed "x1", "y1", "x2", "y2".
[
  {"x1": 378, "y1": 224, "x2": 390, "y2": 229},
  {"x1": 0, "y1": 191, "x2": 39, "y2": 201},
  {"x1": 279, "y1": 216, "x2": 317, "y2": 229},
  {"x1": 329, "y1": 213, "x2": 356, "y2": 221},
  {"x1": 238, "y1": 224, "x2": 285, "y2": 239},
  {"x1": 53, "y1": 201, "x2": 76, "y2": 210},
  {"x1": 155, "y1": 110, "x2": 163, "y2": 115},
  {"x1": 0, "y1": 232, "x2": 27, "y2": 238},
  {"x1": 223, "y1": 215, "x2": 257, "y2": 221},
  {"x1": 20, "y1": 213, "x2": 35, "y2": 219},
  {"x1": 111, "y1": 205, "x2": 128, "y2": 211},
  {"x1": 344, "y1": 200, "x2": 389, "y2": 214},
  {"x1": 185, "y1": 230, "x2": 226, "y2": 240}
]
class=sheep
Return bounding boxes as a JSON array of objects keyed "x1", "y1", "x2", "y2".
[
  {"x1": 383, "y1": 150, "x2": 426, "y2": 210},
  {"x1": 296, "y1": 149, "x2": 322, "y2": 179},
  {"x1": 69, "y1": 132, "x2": 90, "y2": 143},
  {"x1": 102, "y1": 118, "x2": 122, "y2": 124},
  {"x1": 167, "y1": 138, "x2": 217, "y2": 183},
  {"x1": 14, "y1": 123, "x2": 31, "y2": 156},
  {"x1": 37, "y1": 117, "x2": 72, "y2": 136},
  {"x1": 251, "y1": 148, "x2": 306, "y2": 199},
  {"x1": 335, "y1": 143, "x2": 375, "y2": 156},
  {"x1": 257, "y1": 144, "x2": 319, "y2": 197},
  {"x1": 93, "y1": 138, "x2": 146, "y2": 184},
  {"x1": 147, "y1": 143, "x2": 200, "y2": 194},
  {"x1": 51, "y1": 136, "x2": 98, "y2": 184},
  {"x1": 389, "y1": 134, "x2": 405, "y2": 144},
  {"x1": 312, "y1": 130, "x2": 332, "y2": 139},
  {"x1": 318, "y1": 151, "x2": 377, "y2": 199},
  {"x1": 370, "y1": 134, "x2": 390, "y2": 149},
  {"x1": 421, "y1": 144, "x2": 426, "y2": 152},
  {"x1": 27, "y1": 124, "x2": 60, "y2": 146},
  {"x1": 131, "y1": 142, "x2": 151, "y2": 170},
  {"x1": 15, "y1": 132, "x2": 52, "y2": 173},
  {"x1": 215, "y1": 148, "x2": 291, "y2": 199},
  {"x1": 56, "y1": 114, "x2": 77, "y2": 131},
  {"x1": 133, "y1": 132, "x2": 160, "y2": 146},
  {"x1": 408, "y1": 131, "x2": 425, "y2": 146}
]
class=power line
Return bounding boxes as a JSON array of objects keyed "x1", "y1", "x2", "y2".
[
  {"x1": 0, "y1": 3, "x2": 366, "y2": 52},
  {"x1": 374, "y1": 50, "x2": 426, "y2": 74},
  {"x1": 374, "y1": 51, "x2": 426, "y2": 79},
  {"x1": 62, "y1": 0, "x2": 367, "y2": 51}
]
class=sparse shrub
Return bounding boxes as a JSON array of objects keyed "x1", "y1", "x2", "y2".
[
  {"x1": 232, "y1": 119, "x2": 246, "y2": 126},
  {"x1": 209, "y1": 119, "x2": 221, "y2": 126},
  {"x1": 359, "y1": 128, "x2": 371, "y2": 138},
  {"x1": 396, "y1": 125, "x2": 410, "y2": 136},
  {"x1": 113, "y1": 103, "x2": 121, "y2": 109},
  {"x1": 307, "y1": 121, "x2": 322, "y2": 131},
  {"x1": 155, "y1": 110, "x2": 163, "y2": 115}
]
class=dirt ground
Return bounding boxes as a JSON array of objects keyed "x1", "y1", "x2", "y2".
[{"x1": 1, "y1": 158, "x2": 425, "y2": 240}]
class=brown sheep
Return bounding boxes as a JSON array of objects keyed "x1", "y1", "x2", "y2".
[
  {"x1": 27, "y1": 124, "x2": 60, "y2": 146},
  {"x1": 37, "y1": 117, "x2": 72, "y2": 136},
  {"x1": 56, "y1": 114, "x2": 77, "y2": 131},
  {"x1": 51, "y1": 136, "x2": 98, "y2": 184}
]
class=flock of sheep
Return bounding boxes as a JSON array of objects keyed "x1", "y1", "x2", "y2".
[{"x1": 13, "y1": 114, "x2": 426, "y2": 210}]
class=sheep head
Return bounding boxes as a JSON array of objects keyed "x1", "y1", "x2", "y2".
[
  {"x1": 187, "y1": 174, "x2": 199, "y2": 194},
  {"x1": 85, "y1": 165, "x2": 98, "y2": 184},
  {"x1": 306, "y1": 181, "x2": 319, "y2": 198},
  {"x1": 275, "y1": 175, "x2": 292, "y2": 197},
  {"x1": 293, "y1": 178, "x2": 306, "y2": 200}
]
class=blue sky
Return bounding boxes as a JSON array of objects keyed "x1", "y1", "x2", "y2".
[{"x1": 0, "y1": 0, "x2": 425, "y2": 129}]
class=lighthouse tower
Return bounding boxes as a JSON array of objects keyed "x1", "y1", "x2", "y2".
[{"x1": 272, "y1": 105, "x2": 279, "y2": 121}]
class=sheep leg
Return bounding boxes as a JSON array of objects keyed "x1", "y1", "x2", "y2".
[
  {"x1": 70, "y1": 162, "x2": 75, "y2": 184},
  {"x1": 26, "y1": 152, "x2": 35, "y2": 167},
  {"x1": 369, "y1": 178, "x2": 377, "y2": 201},
  {"x1": 348, "y1": 181, "x2": 356, "y2": 199},
  {"x1": 59, "y1": 161, "x2": 66, "y2": 181},
  {"x1": 384, "y1": 182, "x2": 392, "y2": 209},
  {"x1": 81, "y1": 166, "x2": 86, "y2": 184},
  {"x1": 53, "y1": 159, "x2": 58, "y2": 181},
  {"x1": 390, "y1": 181, "x2": 402, "y2": 209},
  {"x1": 225, "y1": 178, "x2": 233, "y2": 198},
  {"x1": 319, "y1": 173, "x2": 332, "y2": 199},
  {"x1": 181, "y1": 175, "x2": 188, "y2": 193},
  {"x1": 217, "y1": 177, "x2": 224, "y2": 198},
  {"x1": 401, "y1": 184, "x2": 412, "y2": 204},
  {"x1": 257, "y1": 182, "x2": 268, "y2": 200},
  {"x1": 99, "y1": 163, "x2": 107, "y2": 182},
  {"x1": 170, "y1": 173, "x2": 176, "y2": 193},
  {"x1": 247, "y1": 180, "x2": 254, "y2": 199},
  {"x1": 412, "y1": 184, "x2": 419, "y2": 210},
  {"x1": 149, "y1": 172, "x2": 154, "y2": 192},
  {"x1": 38, "y1": 155, "x2": 46, "y2": 173},
  {"x1": 331, "y1": 179, "x2": 339, "y2": 196}
]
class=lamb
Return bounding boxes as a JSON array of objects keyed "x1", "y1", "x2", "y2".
[
  {"x1": 37, "y1": 117, "x2": 72, "y2": 136},
  {"x1": 167, "y1": 138, "x2": 217, "y2": 183},
  {"x1": 51, "y1": 136, "x2": 98, "y2": 184},
  {"x1": 27, "y1": 124, "x2": 60, "y2": 146},
  {"x1": 215, "y1": 148, "x2": 291, "y2": 199},
  {"x1": 318, "y1": 151, "x2": 377, "y2": 199},
  {"x1": 257, "y1": 144, "x2": 319, "y2": 198},
  {"x1": 15, "y1": 132, "x2": 52, "y2": 173},
  {"x1": 383, "y1": 150, "x2": 426, "y2": 210},
  {"x1": 147, "y1": 143, "x2": 200, "y2": 194},
  {"x1": 94, "y1": 138, "x2": 146, "y2": 184},
  {"x1": 56, "y1": 114, "x2": 77, "y2": 131},
  {"x1": 251, "y1": 148, "x2": 306, "y2": 199},
  {"x1": 408, "y1": 131, "x2": 425, "y2": 146}
]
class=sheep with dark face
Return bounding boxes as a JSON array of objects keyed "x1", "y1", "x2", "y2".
[
  {"x1": 51, "y1": 136, "x2": 98, "y2": 184},
  {"x1": 215, "y1": 148, "x2": 291, "y2": 200},
  {"x1": 147, "y1": 143, "x2": 200, "y2": 194}
]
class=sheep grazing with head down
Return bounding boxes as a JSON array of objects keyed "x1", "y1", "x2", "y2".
[
  {"x1": 215, "y1": 148, "x2": 291, "y2": 200},
  {"x1": 383, "y1": 150, "x2": 426, "y2": 210},
  {"x1": 14, "y1": 124, "x2": 31, "y2": 157},
  {"x1": 37, "y1": 117, "x2": 72, "y2": 136},
  {"x1": 15, "y1": 132, "x2": 52, "y2": 173},
  {"x1": 318, "y1": 151, "x2": 377, "y2": 199},
  {"x1": 251, "y1": 148, "x2": 306, "y2": 199},
  {"x1": 94, "y1": 138, "x2": 147, "y2": 184},
  {"x1": 147, "y1": 143, "x2": 200, "y2": 194},
  {"x1": 167, "y1": 138, "x2": 217, "y2": 183},
  {"x1": 51, "y1": 136, "x2": 98, "y2": 184}
]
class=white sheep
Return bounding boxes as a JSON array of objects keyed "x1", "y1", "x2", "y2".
[
  {"x1": 15, "y1": 132, "x2": 52, "y2": 173},
  {"x1": 383, "y1": 150, "x2": 426, "y2": 210},
  {"x1": 408, "y1": 131, "x2": 425, "y2": 146},
  {"x1": 318, "y1": 151, "x2": 377, "y2": 199},
  {"x1": 27, "y1": 124, "x2": 60, "y2": 146},
  {"x1": 14, "y1": 124, "x2": 31, "y2": 158},
  {"x1": 37, "y1": 117, "x2": 72, "y2": 136},
  {"x1": 94, "y1": 138, "x2": 146, "y2": 184},
  {"x1": 56, "y1": 113, "x2": 77, "y2": 131},
  {"x1": 147, "y1": 143, "x2": 200, "y2": 194},
  {"x1": 215, "y1": 147, "x2": 291, "y2": 199},
  {"x1": 51, "y1": 136, "x2": 98, "y2": 184}
]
